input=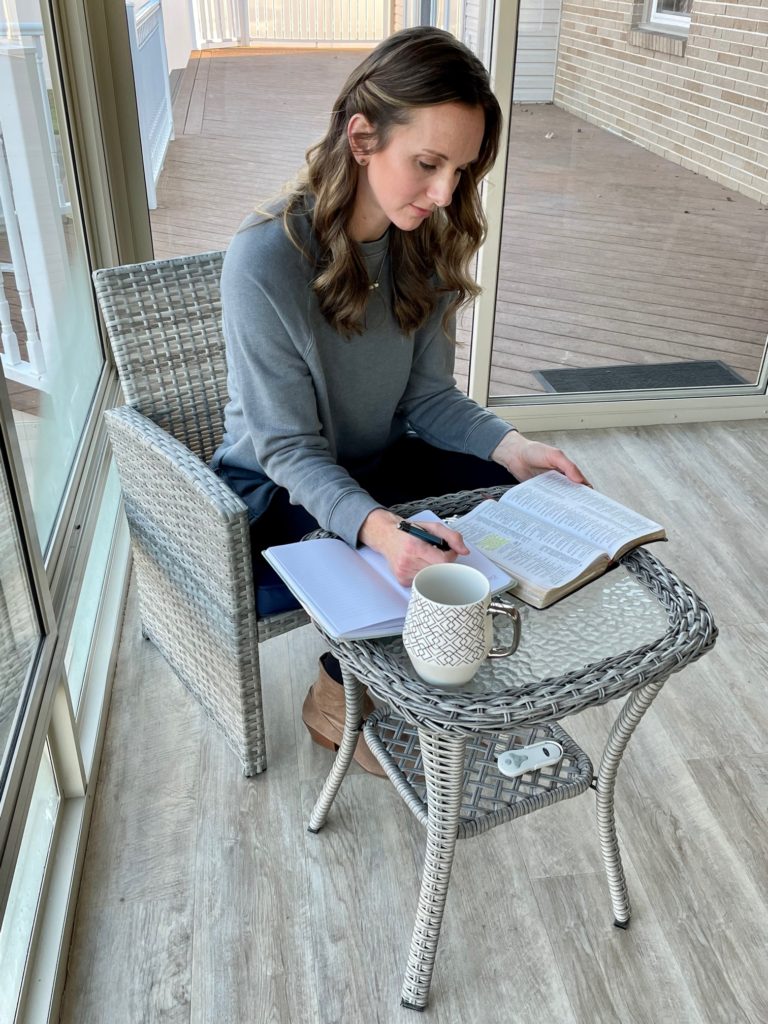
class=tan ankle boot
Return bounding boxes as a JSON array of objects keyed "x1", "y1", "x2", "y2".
[{"x1": 302, "y1": 658, "x2": 385, "y2": 777}]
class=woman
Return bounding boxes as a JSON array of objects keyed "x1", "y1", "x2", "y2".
[{"x1": 212, "y1": 27, "x2": 587, "y2": 774}]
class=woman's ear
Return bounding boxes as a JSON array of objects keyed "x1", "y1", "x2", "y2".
[{"x1": 347, "y1": 113, "x2": 375, "y2": 165}]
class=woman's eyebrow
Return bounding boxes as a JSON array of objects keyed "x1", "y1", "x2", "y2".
[{"x1": 421, "y1": 147, "x2": 477, "y2": 167}]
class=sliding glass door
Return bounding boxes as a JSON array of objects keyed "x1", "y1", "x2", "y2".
[
  {"x1": 468, "y1": 0, "x2": 768, "y2": 425},
  {"x1": 488, "y1": 91, "x2": 768, "y2": 400}
]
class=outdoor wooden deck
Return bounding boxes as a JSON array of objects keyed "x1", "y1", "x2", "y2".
[{"x1": 152, "y1": 48, "x2": 768, "y2": 397}]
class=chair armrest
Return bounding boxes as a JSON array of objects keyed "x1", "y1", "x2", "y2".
[
  {"x1": 105, "y1": 405, "x2": 269, "y2": 773},
  {"x1": 105, "y1": 405, "x2": 247, "y2": 522},
  {"x1": 104, "y1": 405, "x2": 256, "y2": 635}
]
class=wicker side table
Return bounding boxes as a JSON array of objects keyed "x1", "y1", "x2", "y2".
[{"x1": 305, "y1": 488, "x2": 718, "y2": 1011}]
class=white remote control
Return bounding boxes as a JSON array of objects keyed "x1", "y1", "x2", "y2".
[{"x1": 497, "y1": 741, "x2": 564, "y2": 779}]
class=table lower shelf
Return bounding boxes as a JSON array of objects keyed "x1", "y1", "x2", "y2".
[{"x1": 363, "y1": 712, "x2": 594, "y2": 840}]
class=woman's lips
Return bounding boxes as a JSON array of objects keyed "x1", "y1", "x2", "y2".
[{"x1": 411, "y1": 204, "x2": 432, "y2": 217}]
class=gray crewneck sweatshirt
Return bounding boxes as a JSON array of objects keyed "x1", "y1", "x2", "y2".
[{"x1": 212, "y1": 205, "x2": 513, "y2": 546}]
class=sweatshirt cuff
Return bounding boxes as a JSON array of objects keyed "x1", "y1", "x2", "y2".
[
  {"x1": 327, "y1": 490, "x2": 383, "y2": 548},
  {"x1": 466, "y1": 418, "x2": 517, "y2": 460}
]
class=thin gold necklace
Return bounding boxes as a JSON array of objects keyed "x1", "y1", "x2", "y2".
[{"x1": 368, "y1": 253, "x2": 386, "y2": 291}]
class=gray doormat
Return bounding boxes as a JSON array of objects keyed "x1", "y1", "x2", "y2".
[{"x1": 534, "y1": 360, "x2": 748, "y2": 393}]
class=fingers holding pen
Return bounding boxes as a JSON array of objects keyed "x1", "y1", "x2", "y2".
[
  {"x1": 391, "y1": 520, "x2": 468, "y2": 586},
  {"x1": 398, "y1": 519, "x2": 469, "y2": 557},
  {"x1": 358, "y1": 508, "x2": 469, "y2": 587}
]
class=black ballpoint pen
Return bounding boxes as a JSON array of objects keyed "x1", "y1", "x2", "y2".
[{"x1": 397, "y1": 520, "x2": 451, "y2": 551}]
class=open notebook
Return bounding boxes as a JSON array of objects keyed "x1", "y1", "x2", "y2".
[{"x1": 264, "y1": 511, "x2": 514, "y2": 641}]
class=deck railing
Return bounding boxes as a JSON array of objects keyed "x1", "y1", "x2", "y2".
[{"x1": 194, "y1": 0, "x2": 392, "y2": 47}]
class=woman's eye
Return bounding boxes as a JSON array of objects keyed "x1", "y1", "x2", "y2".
[{"x1": 418, "y1": 161, "x2": 437, "y2": 172}]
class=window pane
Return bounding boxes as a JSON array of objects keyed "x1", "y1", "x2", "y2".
[
  {"x1": 656, "y1": 0, "x2": 692, "y2": 14},
  {"x1": 0, "y1": 16, "x2": 104, "y2": 551},
  {"x1": 0, "y1": 451, "x2": 41, "y2": 781},
  {"x1": 0, "y1": 744, "x2": 59, "y2": 1024},
  {"x1": 487, "y1": 4, "x2": 768, "y2": 399},
  {"x1": 64, "y1": 464, "x2": 122, "y2": 710}
]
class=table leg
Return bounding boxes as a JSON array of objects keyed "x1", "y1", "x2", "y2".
[
  {"x1": 596, "y1": 677, "x2": 667, "y2": 927},
  {"x1": 307, "y1": 664, "x2": 366, "y2": 834},
  {"x1": 400, "y1": 729, "x2": 466, "y2": 1012}
]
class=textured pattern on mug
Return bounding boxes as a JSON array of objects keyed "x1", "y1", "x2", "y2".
[{"x1": 403, "y1": 601, "x2": 487, "y2": 666}]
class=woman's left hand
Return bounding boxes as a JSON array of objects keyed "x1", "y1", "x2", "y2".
[{"x1": 491, "y1": 430, "x2": 590, "y2": 485}]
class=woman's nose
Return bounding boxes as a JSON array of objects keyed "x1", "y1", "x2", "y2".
[{"x1": 426, "y1": 172, "x2": 456, "y2": 208}]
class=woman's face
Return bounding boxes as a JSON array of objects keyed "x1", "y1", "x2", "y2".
[{"x1": 348, "y1": 102, "x2": 486, "y2": 242}]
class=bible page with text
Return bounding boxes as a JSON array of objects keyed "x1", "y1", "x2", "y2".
[
  {"x1": 500, "y1": 472, "x2": 665, "y2": 558},
  {"x1": 456, "y1": 502, "x2": 606, "y2": 590}
]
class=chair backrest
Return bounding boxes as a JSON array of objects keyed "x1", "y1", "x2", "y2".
[{"x1": 93, "y1": 250, "x2": 227, "y2": 463}]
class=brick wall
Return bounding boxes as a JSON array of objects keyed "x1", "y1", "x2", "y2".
[{"x1": 554, "y1": 0, "x2": 768, "y2": 204}]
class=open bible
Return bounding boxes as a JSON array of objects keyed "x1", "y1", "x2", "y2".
[{"x1": 453, "y1": 471, "x2": 666, "y2": 609}]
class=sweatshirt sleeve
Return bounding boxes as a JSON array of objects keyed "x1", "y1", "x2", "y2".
[
  {"x1": 221, "y1": 251, "x2": 382, "y2": 546},
  {"x1": 398, "y1": 307, "x2": 514, "y2": 458}
]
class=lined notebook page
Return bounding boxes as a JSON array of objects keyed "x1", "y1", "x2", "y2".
[{"x1": 263, "y1": 539, "x2": 407, "y2": 637}]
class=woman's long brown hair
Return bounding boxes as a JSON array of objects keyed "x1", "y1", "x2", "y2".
[{"x1": 282, "y1": 27, "x2": 502, "y2": 337}]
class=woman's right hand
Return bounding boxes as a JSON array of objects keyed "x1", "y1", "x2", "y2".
[{"x1": 359, "y1": 508, "x2": 468, "y2": 586}]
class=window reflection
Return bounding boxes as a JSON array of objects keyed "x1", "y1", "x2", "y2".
[
  {"x1": 0, "y1": 10, "x2": 104, "y2": 551},
  {"x1": 0, "y1": 452, "x2": 40, "y2": 775}
]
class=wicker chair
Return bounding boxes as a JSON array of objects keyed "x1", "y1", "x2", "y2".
[{"x1": 94, "y1": 251, "x2": 308, "y2": 776}]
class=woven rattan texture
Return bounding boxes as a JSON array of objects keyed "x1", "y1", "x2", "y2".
[
  {"x1": 97, "y1": 254, "x2": 309, "y2": 775},
  {"x1": 313, "y1": 488, "x2": 718, "y2": 735},
  {"x1": 365, "y1": 713, "x2": 593, "y2": 839},
  {"x1": 94, "y1": 251, "x2": 227, "y2": 463}
]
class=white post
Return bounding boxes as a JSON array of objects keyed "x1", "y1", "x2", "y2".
[
  {"x1": 238, "y1": 0, "x2": 249, "y2": 44},
  {"x1": 125, "y1": 0, "x2": 156, "y2": 209},
  {"x1": 126, "y1": 0, "x2": 175, "y2": 210},
  {"x1": 156, "y1": 2, "x2": 176, "y2": 144},
  {"x1": 31, "y1": 34, "x2": 69, "y2": 213}
]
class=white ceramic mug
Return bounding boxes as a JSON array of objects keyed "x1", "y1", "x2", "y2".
[{"x1": 402, "y1": 563, "x2": 521, "y2": 687}]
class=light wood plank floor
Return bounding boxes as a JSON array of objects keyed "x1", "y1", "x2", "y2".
[
  {"x1": 62, "y1": 419, "x2": 768, "y2": 1023},
  {"x1": 150, "y1": 49, "x2": 768, "y2": 397}
]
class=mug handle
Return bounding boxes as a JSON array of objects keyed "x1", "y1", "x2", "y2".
[{"x1": 487, "y1": 599, "x2": 521, "y2": 658}]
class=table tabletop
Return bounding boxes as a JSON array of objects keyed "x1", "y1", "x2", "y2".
[{"x1": 315, "y1": 490, "x2": 717, "y2": 735}]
